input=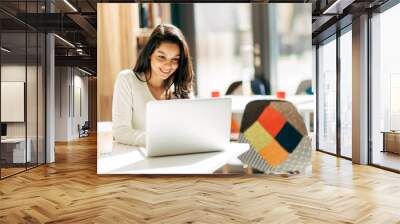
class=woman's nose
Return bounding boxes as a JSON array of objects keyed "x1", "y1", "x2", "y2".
[{"x1": 163, "y1": 60, "x2": 174, "y2": 68}]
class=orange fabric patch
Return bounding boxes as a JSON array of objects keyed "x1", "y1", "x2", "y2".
[
  {"x1": 259, "y1": 140, "x2": 289, "y2": 168},
  {"x1": 258, "y1": 106, "x2": 286, "y2": 137},
  {"x1": 231, "y1": 119, "x2": 240, "y2": 133}
]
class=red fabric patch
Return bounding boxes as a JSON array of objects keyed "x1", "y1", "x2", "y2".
[{"x1": 257, "y1": 106, "x2": 286, "y2": 137}]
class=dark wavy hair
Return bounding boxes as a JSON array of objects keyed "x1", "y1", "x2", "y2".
[{"x1": 133, "y1": 24, "x2": 194, "y2": 99}]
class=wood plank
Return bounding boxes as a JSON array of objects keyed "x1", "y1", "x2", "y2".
[{"x1": 0, "y1": 135, "x2": 400, "y2": 223}]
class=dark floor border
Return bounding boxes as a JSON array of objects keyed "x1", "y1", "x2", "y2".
[
  {"x1": 316, "y1": 149, "x2": 352, "y2": 161},
  {"x1": 369, "y1": 164, "x2": 400, "y2": 174},
  {"x1": 0, "y1": 163, "x2": 45, "y2": 180}
]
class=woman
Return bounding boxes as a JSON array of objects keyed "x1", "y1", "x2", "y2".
[{"x1": 112, "y1": 24, "x2": 194, "y2": 147}]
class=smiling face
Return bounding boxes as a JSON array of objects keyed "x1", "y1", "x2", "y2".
[
  {"x1": 150, "y1": 42, "x2": 180, "y2": 81},
  {"x1": 133, "y1": 24, "x2": 194, "y2": 99}
]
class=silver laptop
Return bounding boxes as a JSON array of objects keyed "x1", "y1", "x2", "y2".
[{"x1": 145, "y1": 98, "x2": 231, "y2": 157}]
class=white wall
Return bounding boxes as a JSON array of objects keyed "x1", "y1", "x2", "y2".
[
  {"x1": 1, "y1": 65, "x2": 26, "y2": 130},
  {"x1": 55, "y1": 67, "x2": 89, "y2": 141},
  {"x1": 1, "y1": 65, "x2": 37, "y2": 138},
  {"x1": 55, "y1": 67, "x2": 70, "y2": 141},
  {"x1": 1, "y1": 82, "x2": 25, "y2": 122},
  {"x1": 71, "y1": 73, "x2": 89, "y2": 138}
]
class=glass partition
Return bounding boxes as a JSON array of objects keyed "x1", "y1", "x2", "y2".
[
  {"x1": 38, "y1": 32, "x2": 45, "y2": 165},
  {"x1": 0, "y1": 1, "x2": 46, "y2": 179},
  {"x1": 1, "y1": 30, "x2": 28, "y2": 177},
  {"x1": 27, "y1": 0, "x2": 38, "y2": 170},
  {"x1": 27, "y1": 30, "x2": 38, "y2": 169},
  {"x1": 317, "y1": 36, "x2": 337, "y2": 154},
  {"x1": 339, "y1": 28, "x2": 352, "y2": 158}
]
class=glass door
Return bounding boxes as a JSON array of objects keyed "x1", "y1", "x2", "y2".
[{"x1": 370, "y1": 3, "x2": 400, "y2": 171}]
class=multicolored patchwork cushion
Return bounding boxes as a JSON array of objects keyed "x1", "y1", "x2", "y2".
[{"x1": 238, "y1": 100, "x2": 312, "y2": 173}]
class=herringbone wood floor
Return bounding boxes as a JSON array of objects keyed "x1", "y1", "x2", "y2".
[{"x1": 1, "y1": 135, "x2": 400, "y2": 223}]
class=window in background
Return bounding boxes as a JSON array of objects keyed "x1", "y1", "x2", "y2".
[
  {"x1": 268, "y1": 4, "x2": 314, "y2": 137},
  {"x1": 317, "y1": 36, "x2": 337, "y2": 154},
  {"x1": 275, "y1": 4, "x2": 312, "y2": 95},
  {"x1": 371, "y1": 3, "x2": 400, "y2": 171},
  {"x1": 339, "y1": 28, "x2": 352, "y2": 158},
  {"x1": 194, "y1": 3, "x2": 253, "y2": 97}
]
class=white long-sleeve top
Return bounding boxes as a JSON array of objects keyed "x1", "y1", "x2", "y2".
[{"x1": 112, "y1": 69, "x2": 155, "y2": 147}]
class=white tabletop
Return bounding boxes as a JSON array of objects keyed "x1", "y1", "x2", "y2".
[
  {"x1": 97, "y1": 122, "x2": 249, "y2": 174},
  {"x1": 1, "y1": 138, "x2": 28, "y2": 143},
  {"x1": 97, "y1": 142, "x2": 249, "y2": 174}
]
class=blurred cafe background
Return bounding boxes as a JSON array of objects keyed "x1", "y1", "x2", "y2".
[{"x1": 97, "y1": 2, "x2": 314, "y2": 134}]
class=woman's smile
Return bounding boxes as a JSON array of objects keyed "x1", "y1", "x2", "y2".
[{"x1": 160, "y1": 68, "x2": 172, "y2": 75}]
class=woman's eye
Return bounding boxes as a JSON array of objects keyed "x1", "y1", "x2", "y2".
[{"x1": 158, "y1": 55, "x2": 165, "y2": 60}]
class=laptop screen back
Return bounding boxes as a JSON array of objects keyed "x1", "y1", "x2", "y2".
[{"x1": 146, "y1": 98, "x2": 231, "y2": 157}]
